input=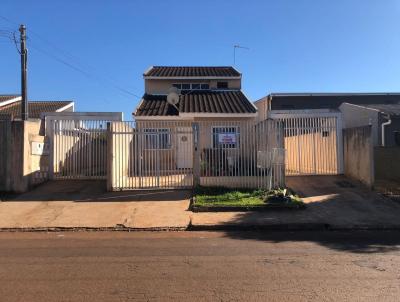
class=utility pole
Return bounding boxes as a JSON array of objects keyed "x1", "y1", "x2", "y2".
[{"x1": 19, "y1": 24, "x2": 28, "y2": 120}]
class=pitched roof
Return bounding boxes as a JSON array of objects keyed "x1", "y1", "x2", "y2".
[
  {"x1": 0, "y1": 100, "x2": 73, "y2": 119},
  {"x1": 0, "y1": 94, "x2": 20, "y2": 103},
  {"x1": 135, "y1": 91, "x2": 256, "y2": 117},
  {"x1": 144, "y1": 66, "x2": 241, "y2": 78},
  {"x1": 357, "y1": 103, "x2": 400, "y2": 116},
  {"x1": 266, "y1": 93, "x2": 400, "y2": 110}
]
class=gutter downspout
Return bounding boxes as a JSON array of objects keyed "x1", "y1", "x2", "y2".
[{"x1": 381, "y1": 114, "x2": 392, "y2": 147}]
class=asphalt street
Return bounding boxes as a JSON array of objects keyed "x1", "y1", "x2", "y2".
[{"x1": 0, "y1": 231, "x2": 400, "y2": 301}]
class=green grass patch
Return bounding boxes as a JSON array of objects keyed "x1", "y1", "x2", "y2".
[{"x1": 193, "y1": 187, "x2": 304, "y2": 208}]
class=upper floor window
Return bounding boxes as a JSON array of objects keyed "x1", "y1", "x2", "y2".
[
  {"x1": 172, "y1": 83, "x2": 210, "y2": 90},
  {"x1": 217, "y1": 82, "x2": 228, "y2": 89}
]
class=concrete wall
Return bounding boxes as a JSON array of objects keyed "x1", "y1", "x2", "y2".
[
  {"x1": 145, "y1": 78, "x2": 241, "y2": 94},
  {"x1": 254, "y1": 97, "x2": 268, "y2": 122},
  {"x1": 0, "y1": 120, "x2": 49, "y2": 193},
  {"x1": 339, "y1": 103, "x2": 380, "y2": 146},
  {"x1": 374, "y1": 147, "x2": 400, "y2": 182},
  {"x1": 343, "y1": 126, "x2": 374, "y2": 187},
  {"x1": 0, "y1": 118, "x2": 12, "y2": 191}
]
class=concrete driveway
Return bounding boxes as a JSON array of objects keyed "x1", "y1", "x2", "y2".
[
  {"x1": 0, "y1": 181, "x2": 191, "y2": 230},
  {"x1": 191, "y1": 176, "x2": 400, "y2": 230},
  {"x1": 2, "y1": 176, "x2": 400, "y2": 230}
]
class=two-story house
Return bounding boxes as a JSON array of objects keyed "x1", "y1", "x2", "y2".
[
  {"x1": 133, "y1": 66, "x2": 257, "y2": 120},
  {"x1": 131, "y1": 66, "x2": 259, "y2": 173}
]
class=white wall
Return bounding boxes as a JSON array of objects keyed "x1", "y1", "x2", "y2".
[{"x1": 339, "y1": 103, "x2": 380, "y2": 146}]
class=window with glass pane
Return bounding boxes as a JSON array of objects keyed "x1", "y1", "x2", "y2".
[
  {"x1": 144, "y1": 128, "x2": 171, "y2": 149},
  {"x1": 217, "y1": 82, "x2": 228, "y2": 89},
  {"x1": 181, "y1": 83, "x2": 190, "y2": 90},
  {"x1": 172, "y1": 84, "x2": 181, "y2": 89},
  {"x1": 212, "y1": 127, "x2": 239, "y2": 149},
  {"x1": 191, "y1": 83, "x2": 200, "y2": 89},
  {"x1": 200, "y1": 84, "x2": 209, "y2": 90}
]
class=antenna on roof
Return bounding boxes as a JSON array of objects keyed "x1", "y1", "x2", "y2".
[
  {"x1": 167, "y1": 87, "x2": 180, "y2": 111},
  {"x1": 233, "y1": 44, "x2": 249, "y2": 65}
]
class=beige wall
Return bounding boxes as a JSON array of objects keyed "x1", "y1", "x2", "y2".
[
  {"x1": 145, "y1": 78, "x2": 241, "y2": 94},
  {"x1": 254, "y1": 97, "x2": 269, "y2": 121},
  {"x1": 343, "y1": 126, "x2": 374, "y2": 187},
  {"x1": 3, "y1": 120, "x2": 49, "y2": 193}
]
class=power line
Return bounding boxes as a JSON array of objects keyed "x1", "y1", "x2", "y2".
[
  {"x1": 0, "y1": 15, "x2": 18, "y2": 26},
  {"x1": 29, "y1": 43, "x2": 141, "y2": 99},
  {"x1": 26, "y1": 30, "x2": 142, "y2": 98},
  {"x1": 0, "y1": 14, "x2": 142, "y2": 100}
]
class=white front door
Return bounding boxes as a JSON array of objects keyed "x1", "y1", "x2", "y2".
[{"x1": 176, "y1": 127, "x2": 193, "y2": 169}]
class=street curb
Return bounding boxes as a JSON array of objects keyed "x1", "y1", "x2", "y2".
[
  {"x1": 0, "y1": 226, "x2": 188, "y2": 232},
  {"x1": 2, "y1": 224, "x2": 400, "y2": 232},
  {"x1": 188, "y1": 223, "x2": 400, "y2": 232}
]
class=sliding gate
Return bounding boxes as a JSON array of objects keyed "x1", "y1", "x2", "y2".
[
  {"x1": 109, "y1": 121, "x2": 194, "y2": 189},
  {"x1": 270, "y1": 111, "x2": 343, "y2": 175},
  {"x1": 46, "y1": 113, "x2": 122, "y2": 180},
  {"x1": 109, "y1": 119, "x2": 285, "y2": 190}
]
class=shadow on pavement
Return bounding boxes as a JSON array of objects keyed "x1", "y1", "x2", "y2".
[
  {"x1": 221, "y1": 176, "x2": 400, "y2": 254},
  {"x1": 223, "y1": 230, "x2": 400, "y2": 254},
  {"x1": 3, "y1": 180, "x2": 192, "y2": 203}
]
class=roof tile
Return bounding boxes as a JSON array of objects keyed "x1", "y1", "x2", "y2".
[
  {"x1": 144, "y1": 66, "x2": 241, "y2": 78},
  {"x1": 135, "y1": 91, "x2": 255, "y2": 116},
  {"x1": 0, "y1": 100, "x2": 73, "y2": 119}
]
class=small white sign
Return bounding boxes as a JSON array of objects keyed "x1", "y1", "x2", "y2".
[
  {"x1": 31, "y1": 142, "x2": 49, "y2": 156},
  {"x1": 218, "y1": 133, "x2": 236, "y2": 144}
]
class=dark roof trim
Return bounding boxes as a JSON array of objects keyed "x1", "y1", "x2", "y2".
[
  {"x1": 268, "y1": 92, "x2": 400, "y2": 98},
  {"x1": 143, "y1": 66, "x2": 241, "y2": 78}
]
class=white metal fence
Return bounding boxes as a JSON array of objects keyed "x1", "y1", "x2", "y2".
[
  {"x1": 270, "y1": 111, "x2": 343, "y2": 175},
  {"x1": 108, "y1": 119, "x2": 284, "y2": 190},
  {"x1": 49, "y1": 118, "x2": 285, "y2": 190},
  {"x1": 108, "y1": 121, "x2": 194, "y2": 190},
  {"x1": 47, "y1": 113, "x2": 122, "y2": 180},
  {"x1": 197, "y1": 119, "x2": 285, "y2": 189},
  {"x1": 51, "y1": 119, "x2": 108, "y2": 179}
]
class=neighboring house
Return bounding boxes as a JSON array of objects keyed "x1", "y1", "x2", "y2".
[
  {"x1": 255, "y1": 93, "x2": 400, "y2": 120},
  {"x1": 0, "y1": 95, "x2": 74, "y2": 120},
  {"x1": 0, "y1": 94, "x2": 74, "y2": 134},
  {"x1": 339, "y1": 102, "x2": 400, "y2": 147}
]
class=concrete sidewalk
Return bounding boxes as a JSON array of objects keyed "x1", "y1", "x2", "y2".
[
  {"x1": 191, "y1": 176, "x2": 400, "y2": 230},
  {"x1": 1, "y1": 176, "x2": 400, "y2": 231},
  {"x1": 0, "y1": 181, "x2": 191, "y2": 230}
]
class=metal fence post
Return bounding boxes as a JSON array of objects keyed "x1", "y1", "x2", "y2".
[
  {"x1": 106, "y1": 122, "x2": 113, "y2": 191},
  {"x1": 192, "y1": 122, "x2": 200, "y2": 187}
]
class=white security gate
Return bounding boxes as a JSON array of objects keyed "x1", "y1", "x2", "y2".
[
  {"x1": 270, "y1": 111, "x2": 343, "y2": 175},
  {"x1": 109, "y1": 121, "x2": 194, "y2": 189},
  {"x1": 48, "y1": 116, "x2": 285, "y2": 190},
  {"x1": 197, "y1": 119, "x2": 285, "y2": 189},
  {"x1": 108, "y1": 119, "x2": 285, "y2": 190},
  {"x1": 46, "y1": 112, "x2": 122, "y2": 179}
]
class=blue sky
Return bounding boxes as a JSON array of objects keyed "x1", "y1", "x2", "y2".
[{"x1": 1, "y1": 0, "x2": 400, "y2": 120}]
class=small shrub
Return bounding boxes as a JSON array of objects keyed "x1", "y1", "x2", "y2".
[{"x1": 264, "y1": 188, "x2": 303, "y2": 205}]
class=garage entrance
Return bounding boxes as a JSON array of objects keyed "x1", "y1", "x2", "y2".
[{"x1": 270, "y1": 111, "x2": 343, "y2": 175}]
